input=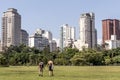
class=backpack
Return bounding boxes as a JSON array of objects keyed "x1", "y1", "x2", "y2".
[{"x1": 39, "y1": 62, "x2": 44, "y2": 68}]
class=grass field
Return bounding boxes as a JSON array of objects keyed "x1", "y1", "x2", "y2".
[{"x1": 0, "y1": 66, "x2": 120, "y2": 80}]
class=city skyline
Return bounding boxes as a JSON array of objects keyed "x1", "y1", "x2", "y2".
[{"x1": 0, "y1": 0, "x2": 120, "y2": 43}]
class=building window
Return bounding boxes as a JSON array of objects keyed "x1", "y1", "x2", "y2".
[
  {"x1": 8, "y1": 18, "x2": 11, "y2": 23},
  {"x1": 7, "y1": 38, "x2": 11, "y2": 43}
]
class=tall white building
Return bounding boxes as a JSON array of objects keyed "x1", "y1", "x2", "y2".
[
  {"x1": 43, "y1": 31, "x2": 52, "y2": 41},
  {"x1": 79, "y1": 13, "x2": 97, "y2": 50},
  {"x1": 29, "y1": 29, "x2": 49, "y2": 51},
  {"x1": 0, "y1": 40, "x2": 2, "y2": 52},
  {"x1": 29, "y1": 28, "x2": 56, "y2": 52},
  {"x1": 2, "y1": 8, "x2": 21, "y2": 50},
  {"x1": 60, "y1": 24, "x2": 75, "y2": 50}
]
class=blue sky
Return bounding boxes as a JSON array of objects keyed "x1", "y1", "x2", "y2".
[{"x1": 0, "y1": 0, "x2": 120, "y2": 41}]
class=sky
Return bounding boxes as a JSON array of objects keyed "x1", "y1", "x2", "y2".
[{"x1": 0, "y1": 0, "x2": 120, "y2": 43}]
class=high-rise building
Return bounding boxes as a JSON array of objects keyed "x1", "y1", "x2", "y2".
[
  {"x1": 49, "y1": 40, "x2": 57, "y2": 52},
  {"x1": 21, "y1": 29, "x2": 29, "y2": 46},
  {"x1": 29, "y1": 28, "x2": 56, "y2": 52},
  {"x1": 102, "y1": 19, "x2": 120, "y2": 43},
  {"x1": 29, "y1": 29, "x2": 49, "y2": 51},
  {"x1": 60, "y1": 24, "x2": 75, "y2": 50},
  {"x1": 2, "y1": 8, "x2": 21, "y2": 50},
  {"x1": 0, "y1": 40, "x2": 2, "y2": 52},
  {"x1": 79, "y1": 12, "x2": 97, "y2": 49},
  {"x1": 43, "y1": 31, "x2": 52, "y2": 41}
]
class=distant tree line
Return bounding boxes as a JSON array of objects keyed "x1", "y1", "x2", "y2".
[{"x1": 1, "y1": 44, "x2": 120, "y2": 66}]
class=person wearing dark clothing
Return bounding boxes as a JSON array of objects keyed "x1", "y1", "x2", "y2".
[
  {"x1": 48, "y1": 60, "x2": 54, "y2": 76},
  {"x1": 38, "y1": 62, "x2": 44, "y2": 76}
]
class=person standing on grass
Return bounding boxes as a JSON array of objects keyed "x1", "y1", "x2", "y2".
[
  {"x1": 48, "y1": 60, "x2": 54, "y2": 76},
  {"x1": 38, "y1": 61, "x2": 44, "y2": 76}
]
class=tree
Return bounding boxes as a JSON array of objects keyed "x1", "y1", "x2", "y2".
[
  {"x1": 0, "y1": 54, "x2": 8, "y2": 66},
  {"x1": 70, "y1": 52, "x2": 87, "y2": 66},
  {"x1": 104, "y1": 56, "x2": 111, "y2": 65},
  {"x1": 112, "y1": 55, "x2": 120, "y2": 64}
]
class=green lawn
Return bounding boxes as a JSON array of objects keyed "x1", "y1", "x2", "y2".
[{"x1": 0, "y1": 66, "x2": 120, "y2": 80}]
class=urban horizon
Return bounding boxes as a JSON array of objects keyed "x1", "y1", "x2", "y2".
[
  {"x1": 1, "y1": 0, "x2": 120, "y2": 46},
  {"x1": 1, "y1": 8, "x2": 120, "y2": 46}
]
